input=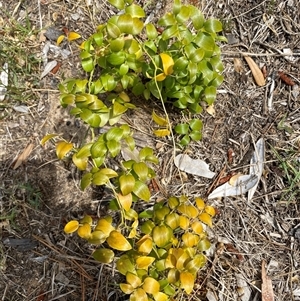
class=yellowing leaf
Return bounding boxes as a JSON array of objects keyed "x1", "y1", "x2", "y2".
[
  {"x1": 64, "y1": 220, "x2": 79, "y2": 234},
  {"x1": 68, "y1": 31, "x2": 81, "y2": 41},
  {"x1": 153, "y1": 128, "x2": 170, "y2": 137},
  {"x1": 40, "y1": 133, "x2": 59, "y2": 146},
  {"x1": 205, "y1": 206, "x2": 216, "y2": 217},
  {"x1": 195, "y1": 197, "x2": 205, "y2": 210},
  {"x1": 136, "y1": 256, "x2": 155, "y2": 269},
  {"x1": 77, "y1": 223, "x2": 91, "y2": 239},
  {"x1": 88, "y1": 230, "x2": 107, "y2": 245},
  {"x1": 152, "y1": 110, "x2": 168, "y2": 126},
  {"x1": 180, "y1": 271, "x2": 195, "y2": 294},
  {"x1": 142, "y1": 277, "x2": 160, "y2": 294},
  {"x1": 117, "y1": 193, "x2": 133, "y2": 211},
  {"x1": 182, "y1": 232, "x2": 199, "y2": 247},
  {"x1": 95, "y1": 218, "x2": 115, "y2": 236},
  {"x1": 153, "y1": 291, "x2": 169, "y2": 301},
  {"x1": 199, "y1": 212, "x2": 213, "y2": 227},
  {"x1": 56, "y1": 141, "x2": 73, "y2": 159},
  {"x1": 179, "y1": 215, "x2": 189, "y2": 230},
  {"x1": 177, "y1": 204, "x2": 199, "y2": 218},
  {"x1": 107, "y1": 230, "x2": 132, "y2": 251},
  {"x1": 126, "y1": 272, "x2": 142, "y2": 289},
  {"x1": 130, "y1": 288, "x2": 148, "y2": 301},
  {"x1": 153, "y1": 225, "x2": 173, "y2": 248},
  {"x1": 154, "y1": 73, "x2": 166, "y2": 81},
  {"x1": 160, "y1": 53, "x2": 174, "y2": 75},
  {"x1": 72, "y1": 153, "x2": 88, "y2": 170},
  {"x1": 120, "y1": 283, "x2": 134, "y2": 294},
  {"x1": 244, "y1": 56, "x2": 265, "y2": 86},
  {"x1": 191, "y1": 221, "x2": 203, "y2": 235},
  {"x1": 56, "y1": 35, "x2": 65, "y2": 45},
  {"x1": 80, "y1": 215, "x2": 93, "y2": 225},
  {"x1": 137, "y1": 236, "x2": 153, "y2": 255}
]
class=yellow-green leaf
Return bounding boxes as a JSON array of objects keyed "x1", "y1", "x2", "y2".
[
  {"x1": 117, "y1": 255, "x2": 135, "y2": 275},
  {"x1": 40, "y1": 133, "x2": 59, "y2": 146},
  {"x1": 165, "y1": 212, "x2": 180, "y2": 229},
  {"x1": 142, "y1": 277, "x2": 160, "y2": 294},
  {"x1": 72, "y1": 153, "x2": 88, "y2": 170},
  {"x1": 136, "y1": 256, "x2": 155, "y2": 269},
  {"x1": 133, "y1": 162, "x2": 148, "y2": 181},
  {"x1": 77, "y1": 223, "x2": 91, "y2": 239},
  {"x1": 119, "y1": 174, "x2": 135, "y2": 195},
  {"x1": 153, "y1": 225, "x2": 173, "y2": 248},
  {"x1": 167, "y1": 268, "x2": 180, "y2": 283},
  {"x1": 64, "y1": 220, "x2": 79, "y2": 234},
  {"x1": 152, "y1": 111, "x2": 168, "y2": 127},
  {"x1": 153, "y1": 129, "x2": 170, "y2": 137},
  {"x1": 126, "y1": 272, "x2": 141, "y2": 289},
  {"x1": 56, "y1": 35, "x2": 65, "y2": 45},
  {"x1": 56, "y1": 141, "x2": 73, "y2": 159},
  {"x1": 87, "y1": 230, "x2": 106, "y2": 245},
  {"x1": 93, "y1": 248, "x2": 114, "y2": 263},
  {"x1": 160, "y1": 53, "x2": 174, "y2": 75},
  {"x1": 199, "y1": 212, "x2": 213, "y2": 227},
  {"x1": 180, "y1": 271, "x2": 195, "y2": 294},
  {"x1": 132, "y1": 181, "x2": 151, "y2": 201},
  {"x1": 117, "y1": 193, "x2": 133, "y2": 211},
  {"x1": 107, "y1": 230, "x2": 132, "y2": 251},
  {"x1": 80, "y1": 215, "x2": 93, "y2": 225},
  {"x1": 68, "y1": 31, "x2": 81, "y2": 41},
  {"x1": 177, "y1": 204, "x2": 199, "y2": 218},
  {"x1": 185, "y1": 254, "x2": 206, "y2": 274}
]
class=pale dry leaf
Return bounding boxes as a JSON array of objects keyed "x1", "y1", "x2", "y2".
[
  {"x1": 0, "y1": 62, "x2": 8, "y2": 101},
  {"x1": 41, "y1": 60, "x2": 57, "y2": 79},
  {"x1": 13, "y1": 143, "x2": 34, "y2": 169},
  {"x1": 235, "y1": 273, "x2": 251, "y2": 301},
  {"x1": 244, "y1": 56, "x2": 265, "y2": 86},
  {"x1": 206, "y1": 104, "x2": 215, "y2": 117},
  {"x1": 248, "y1": 138, "x2": 265, "y2": 201},
  {"x1": 233, "y1": 58, "x2": 244, "y2": 74},
  {"x1": 208, "y1": 174, "x2": 258, "y2": 199},
  {"x1": 261, "y1": 260, "x2": 275, "y2": 301},
  {"x1": 229, "y1": 173, "x2": 243, "y2": 186},
  {"x1": 174, "y1": 154, "x2": 216, "y2": 179}
]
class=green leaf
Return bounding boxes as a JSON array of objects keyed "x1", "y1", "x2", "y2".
[
  {"x1": 190, "y1": 48, "x2": 205, "y2": 63},
  {"x1": 81, "y1": 172, "x2": 92, "y2": 190},
  {"x1": 88, "y1": 230, "x2": 107, "y2": 245},
  {"x1": 132, "y1": 82, "x2": 145, "y2": 96},
  {"x1": 82, "y1": 57, "x2": 94, "y2": 72},
  {"x1": 91, "y1": 140, "x2": 107, "y2": 158},
  {"x1": 204, "y1": 86, "x2": 217, "y2": 105},
  {"x1": 110, "y1": 38, "x2": 125, "y2": 52},
  {"x1": 190, "y1": 131, "x2": 202, "y2": 141},
  {"x1": 107, "y1": 52, "x2": 126, "y2": 65},
  {"x1": 190, "y1": 7, "x2": 204, "y2": 30},
  {"x1": 133, "y1": 162, "x2": 148, "y2": 181},
  {"x1": 80, "y1": 109, "x2": 101, "y2": 127},
  {"x1": 162, "y1": 25, "x2": 178, "y2": 40},
  {"x1": 107, "y1": 140, "x2": 121, "y2": 157},
  {"x1": 194, "y1": 32, "x2": 215, "y2": 51},
  {"x1": 92, "y1": 32, "x2": 103, "y2": 46},
  {"x1": 117, "y1": 255, "x2": 135, "y2": 275},
  {"x1": 180, "y1": 134, "x2": 190, "y2": 146},
  {"x1": 190, "y1": 119, "x2": 203, "y2": 131},
  {"x1": 140, "y1": 220, "x2": 155, "y2": 234},
  {"x1": 119, "y1": 63, "x2": 129, "y2": 75},
  {"x1": 92, "y1": 172, "x2": 109, "y2": 186},
  {"x1": 146, "y1": 23, "x2": 158, "y2": 40},
  {"x1": 119, "y1": 174, "x2": 135, "y2": 195},
  {"x1": 132, "y1": 181, "x2": 151, "y2": 201},
  {"x1": 108, "y1": 0, "x2": 125, "y2": 10},
  {"x1": 106, "y1": 127, "x2": 124, "y2": 141},
  {"x1": 117, "y1": 14, "x2": 133, "y2": 34},
  {"x1": 101, "y1": 74, "x2": 117, "y2": 91},
  {"x1": 107, "y1": 18, "x2": 121, "y2": 38},
  {"x1": 204, "y1": 19, "x2": 223, "y2": 33},
  {"x1": 125, "y1": 4, "x2": 145, "y2": 18},
  {"x1": 107, "y1": 230, "x2": 132, "y2": 251},
  {"x1": 176, "y1": 5, "x2": 191, "y2": 23},
  {"x1": 158, "y1": 13, "x2": 177, "y2": 27},
  {"x1": 113, "y1": 101, "x2": 127, "y2": 116},
  {"x1": 132, "y1": 18, "x2": 144, "y2": 35},
  {"x1": 173, "y1": 0, "x2": 181, "y2": 15},
  {"x1": 174, "y1": 123, "x2": 189, "y2": 135},
  {"x1": 173, "y1": 57, "x2": 189, "y2": 72},
  {"x1": 93, "y1": 248, "x2": 115, "y2": 263},
  {"x1": 153, "y1": 225, "x2": 173, "y2": 248},
  {"x1": 198, "y1": 238, "x2": 211, "y2": 251}
]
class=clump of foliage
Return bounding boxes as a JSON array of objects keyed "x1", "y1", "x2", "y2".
[
  {"x1": 65, "y1": 196, "x2": 215, "y2": 299},
  {"x1": 43, "y1": 0, "x2": 225, "y2": 298}
]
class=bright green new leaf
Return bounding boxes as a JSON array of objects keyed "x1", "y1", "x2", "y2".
[
  {"x1": 153, "y1": 225, "x2": 173, "y2": 248},
  {"x1": 190, "y1": 119, "x2": 203, "y2": 131},
  {"x1": 90, "y1": 140, "x2": 107, "y2": 158},
  {"x1": 180, "y1": 271, "x2": 195, "y2": 294},
  {"x1": 64, "y1": 220, "x2": 79, "y2": 234},
  {"x1": 107, "y1": 230, "x2": 132, "y2": 251},
  {"x1": 82, "y1": 57, "x2": 94, "y2": 72},
  {"x1": 99, "y1": 168, "x2": 118, "y2": 178},
  {"x1": 158, "y1": 13, "x2": 177, "y2": 27},
  {"x1": 77, "y1": 223, "x2": 91, "y2": 239},
  {"x1": 143, "y1": 277, "x2": 160, "y2": 295},
  {"x1": 162, "y1": 25, "x2": 178, "y2": 40},
  {"x1": 125, "y1": 4, "x2": 145, "y2": 18},
  {"x1": 190, "y1": 131, "x2": 202, "y2": 141},
  {"x1": 160, "y1": 53, "x2": 174, "y2": 75},
  {"x1": 174, "y1": 123, "x2": 189, "y2": 135},
  {"x1": 126, "y1": 272, "x2": 141, "y2": 289},
  {"x1": 80, "y1": 109, "x2": 101, "y2": 127},
  {"x1": 56, "y1": 141, "x2": 73, "y2": 159},
  {"x1": 119, "y1": 174, "x2": 135, "y2": 196},
  {"x1": 180, "y1": 134, "x2": 190, "y2": 146},
  {"x1": 194, "y1": 32, "x2": 215, "y2": 51},
  {"x1": 107, "y1": 20, "x2": 121, "y2": 39},
  {"x1": 146, "y1": 23, "x2": 157, "y2": 40},
  {"x1": 119, "y1": 63, "x2": 129, "y2": 75},
  {"x1": 204, "y1": 86, "x2": 217, "y2": 105},
  {"x1": 61, "y1": 94, "x2": 75, "y2": 105},
  {"x1": 204, "y1": 19, "x2": 223, "y2": 33},
  {"x1": 76, "y1": 143, "x2": 92, "y2": 158},
  {"x1": 132, "y1": 181, "x2": 151, "y2": 201},
  {"x1": 93, "y1": 32, "x2": 103, "y2": 46},
  {"x1": 136, "y1": 256, "x2": 155, "y2": 270},
  {"x1": 130, "y1": 288, "x2": 148, "y2": 301},
  {"x1": 107, "y1": 52, "x2": 126, "y2": 65},
  {"x1": 152, "y1": 111, "x2": 168, "y2": 127},
  {"x1": 93, "y1": 248, "x2": 115, "y2": 263},
  {"x1": 113, "y1": 101, "x2": 127, "y2": 116},
  {"x1": 108, "y1": 0, "x2": 125, "y2": 10}
]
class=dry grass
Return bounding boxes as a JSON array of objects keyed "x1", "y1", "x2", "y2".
[{"x1": 1, "y1": 0, "x2": 300, "y2": 300}]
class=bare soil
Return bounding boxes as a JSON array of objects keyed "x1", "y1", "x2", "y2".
[{"x1": 1, "y1": 0, "x2": 300, "y2": 300}]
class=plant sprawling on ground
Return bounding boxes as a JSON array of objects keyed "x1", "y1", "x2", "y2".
[{"x1": 42, "y1": 0, "x2": 226, "y2": 299}]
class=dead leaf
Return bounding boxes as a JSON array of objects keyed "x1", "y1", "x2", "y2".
[
  {"x1": 206, "y1": 104, "x2": 215, "y2": 117},
  {"x1": 248, "y1": 138, "x2": 265, "y2": 201},
  {"x1": 41, "y1": 60, "x2": 57, "y2": 79},
  {"x1": 174, "y1": 154, "x2": 216, "y2": 179},
  {"x1": 261, "y1": 260, "x2": 275, "y2": 301},
  {"x1": 233, "y1": 58, "x2": 244, "y2": 74},
  {"x1": 13, "y1": 143, "x2": 34, "y2": 169},
  {"x1": 244, "y1": 56, "x2": 265, "y2": 86},
  {"x1": 208, "y1": 174, "x2": 258, "y2": 199}
]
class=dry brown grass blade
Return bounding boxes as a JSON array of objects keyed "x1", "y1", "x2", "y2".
[
  {"x1": 13, "y1": 143, "x2": 34, "y2": 169},
  {"x1": 244, "y1": 56, "x2": 266, "y2": 86},
  {"x1": 261, "y1": 260, "x2": 275, "y2": 301}
]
